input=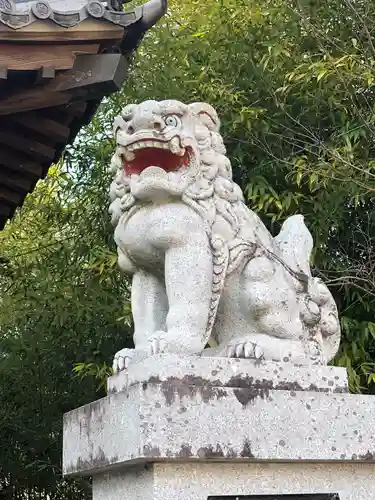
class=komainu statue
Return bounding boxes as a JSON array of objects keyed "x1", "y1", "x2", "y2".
[{"x1": 109, "y1": 100, "x2": 340, "y2": 372}]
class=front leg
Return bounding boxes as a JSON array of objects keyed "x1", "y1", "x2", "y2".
[
  {"x1": 113, "y1": 270, "x2": 168, "y2": 373},
  {"x1": 132, "y1": 270, "x2": 168, "y2": 349},
  {"x1": 159, "y1": 239, "x2": 213, "y2": 355}
]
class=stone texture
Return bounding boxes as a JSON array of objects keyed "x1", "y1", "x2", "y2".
[
  {"x1": 63, "y1": 358, "x2": 374, "y2": 477},
  {"x1": 93, "y1": 462, "x2": 375, "y2": 500},
  {"x1": 107, "y1": 354, "x2": 349, "y2": 394},
  {"x1": 109, "y1": 100, "x2": 341, "y2": 370}
]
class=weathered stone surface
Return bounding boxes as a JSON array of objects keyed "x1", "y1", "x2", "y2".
[
  {"x1": 107, "y1": 354, "x2": 348, "y2": 394},
  {"x1": 64, "y1": 365, "x2": 375, "y2": 476},
  {"x1": 109, "y1": 100, "x2": 341, "y2": 371},
  {"x1": 93, "y1": 462, "x2": 375, "y2": 500}
]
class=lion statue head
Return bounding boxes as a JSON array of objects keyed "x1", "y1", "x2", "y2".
[{"x1": 109, "y1": 100, "x2": 247, "y2": 241}]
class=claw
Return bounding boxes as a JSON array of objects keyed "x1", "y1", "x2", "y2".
[
  {"x1": 159, "y1": 338, "x2": 166, "y2": 353},
  {"x1": 149, "y1": 331, "x2": 167, "y2": 356},
  {"x1": 244, "y1": 341, "x2": 255, "y2": 358},
  {"x1": 112, "y1": 348, "x2": 134, "y2": 374},
  {"x1": 226, "y1": 344, "x2": 236, "y2": 357},
  {"x1": 149, "y1": 335, "x2": 167, "y2": 355},
  {"x1": 225, "y1": 339, "x2": 264, "y2": 361},
  {"x1": 150, "y1": 338, "x2": 158, "y2": 355},
  {"x1": 118, "y1": 356, "x2": 125, "y2": 372},
  {"x1": 254, "y1": 345, "x2": 264, "y2": 359},
  {"x1": 235, "y1": 343, "x2": 243, "y2": 358}
]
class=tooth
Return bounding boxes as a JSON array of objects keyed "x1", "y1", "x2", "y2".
[
  {"x1": 177, "y1": 147, "x2": 186, "y2": 157},
  {"x1": 124, "y1": 149, "x2": 135, "y2": 161},
  {"x1": 133, "y1": 143, "x2": 141, "y2": 150},
  {"x1": 169, "y1": 137, "x2": 181, "y2": 154},
  {"x1": 128, "y1": 144, "x2": 135, "y2": 152}
]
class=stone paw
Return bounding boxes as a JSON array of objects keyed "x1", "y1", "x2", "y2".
[
  {"x1": 226, "y1": 340, "x2": 264, "y2": 360},
  {"x1": 149, "y1": 332, "x2": 167, "y2": 355},
  {"x1": 112, "y1": 347, "x2": 134, "y2": 374}
]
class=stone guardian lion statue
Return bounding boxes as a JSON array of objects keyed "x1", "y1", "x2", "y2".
[{"x1": 109, "y1": 100, "x2": 341, "y2": 372}]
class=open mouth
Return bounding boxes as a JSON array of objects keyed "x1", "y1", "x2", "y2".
[{"x1": 120, "y1": 138, "x2": 191, "y2": 176}]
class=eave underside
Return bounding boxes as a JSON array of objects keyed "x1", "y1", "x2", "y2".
[{"x1": 0, "y1": 28, "x2": 127, "y2": 229}]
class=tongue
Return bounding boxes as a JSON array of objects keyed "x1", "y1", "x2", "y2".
[{"x1": 140, "y1": 166, "x2": 167, "y2": 179}]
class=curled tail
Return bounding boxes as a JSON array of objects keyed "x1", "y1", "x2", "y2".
[
  {"x1": 274, "y1": 215, "x2": 341, "y2": 362},
  {"x1": 274, "y1": 214, "x2": 313, "y2": 277}
]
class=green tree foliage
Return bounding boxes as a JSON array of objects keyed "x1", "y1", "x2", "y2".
[{"x1": 1, "y1": 0, "x2": 375, "y2": 496}]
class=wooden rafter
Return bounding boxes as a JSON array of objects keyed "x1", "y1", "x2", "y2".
[{"x1": 0, "y1": 0, "x2": 168, "y2": 229}]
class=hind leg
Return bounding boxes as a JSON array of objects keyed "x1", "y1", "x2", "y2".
[{"x1": 213, "y1": 256, "x2": 324, "y2": 364}]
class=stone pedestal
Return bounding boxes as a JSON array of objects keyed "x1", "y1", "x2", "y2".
[{"x1": 63, "y1": 355, "x2": 375, "y2": 500}]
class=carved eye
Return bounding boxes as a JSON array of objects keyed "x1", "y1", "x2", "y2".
[{"x1": 164, "y1": 115, "x2": 180, "y2": 128}]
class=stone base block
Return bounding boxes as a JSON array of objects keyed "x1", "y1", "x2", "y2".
[
  {"x1": 106, "y1": 354, "x2": 349, "y2": 395},
  {"x1": 93, "y1": 462, "x2": 375, "y2": 500},
  {"x1": 63, "y1": 355, "x2": 375, "y2": 477}
]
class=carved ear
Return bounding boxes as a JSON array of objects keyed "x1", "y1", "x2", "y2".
[
  {"x1": 113, "y1": 115, "x2": 126, "y2": 140},
  {"x1": 189, "y1": 102, "x2": 220, "y2": 132}
]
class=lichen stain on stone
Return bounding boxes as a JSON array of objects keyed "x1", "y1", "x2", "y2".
[
  {"x1": 227, "y1": 375, "x2": 346, "y2": 395},
  {"x1": 82, "y1": 399, "x2": 106, "y2": 421},
  {"x1": 178, "y1": 444, "x2": 193, "y2": 458},
  {"x1": 234, "y1": 387, "x2": 268, "y2": 406},
  {"x1": 143, "y1": 445, "x2": 161, "y2": 457},
  {"x1": 65, "y1": 447, "x2": 118, "y2": 475},
  {"x1": 232, "y1": 378, "x2": 274, "y2": 406},
  {"x1": 146, "y1": 375, "x2": 227, "y2": 405},
  {"x1": 197, "y1": 444, "x2": 225, "y2": 458},
  {"x1": 358, "y1": 451, "x2": 375, "y2": 461},
  {"x1": 226, "y1": 448, "x2": 238, "y2": 458},
  {"x1": 141, "y1": 373, "x2": 346, "y2": 408},
  {"x1": 240, "y1": 439, "x2": 255, "y2": 458}
]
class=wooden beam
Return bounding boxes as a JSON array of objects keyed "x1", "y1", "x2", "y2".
[
  {"x1": 35, "y1": 66, "x2": 56, "y2": 83},
  {"x1": 0, "y1": 186, "x2": 24, "y2": 206},
  {"x1": 64, "y1": 102, "x2": 88, "y2": 120},
  {"x1": 54, "y1": 54, "x2": 128, "y2": 97},
  {"x1": 0, "y1": 202, "x2": 12, "y2": 217},
  {"x1": 0, "y1": 53, "x2": 124, "y2": 116},
  {"x1": 0, "y1": 43, "x2": 100, "y2": 71},
  {"x1": 0, "y1": 131, "x2": 55, "y2": 161},
  {"x1": 42, "y1": 102, "x2": 88, "y2": 125},
  {"x1": 0, "y1": 20, "x2": 124, "y2": 43},
  {"x1": 0, "y1": 147, "x2": 45, "y2": 178},
  {"x1": 0, "y1": 87, "x2": 84, "y2": 116},
  {"x1": 0, "y1": 168, "x2": 32, "y2": 192},
  {"x1": 10, "y1": 113, "x2": 70, "y2": 142}
]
